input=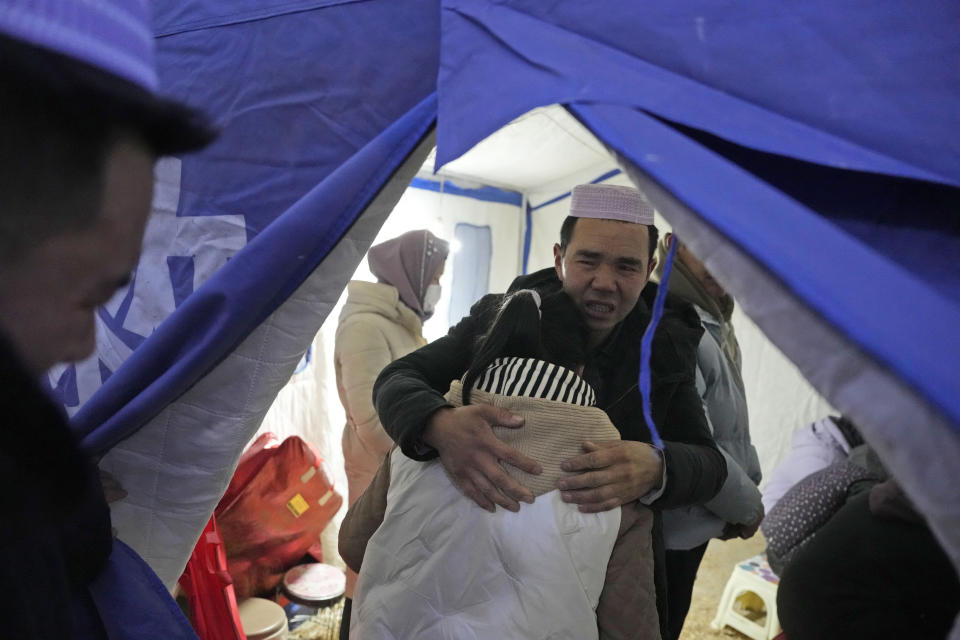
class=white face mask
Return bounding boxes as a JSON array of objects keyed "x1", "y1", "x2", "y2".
[{"x1": 422, "y1": 283, "x2": 442, "y2": 318}]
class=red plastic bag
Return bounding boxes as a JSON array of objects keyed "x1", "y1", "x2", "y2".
[
  {"x1": 215, "y1": 433, "x2": 343, "y2": 598},
  {"x1": 178, "y1": 516, "x2": 245, "y2": 640}
]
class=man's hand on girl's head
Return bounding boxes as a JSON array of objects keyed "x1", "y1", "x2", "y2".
[
  {"x1": 556, "y1": 440, "x2": 664, "y2": 513},
  {"x1": 424, "y1": 404, "x2": 541, "y2": 513}
]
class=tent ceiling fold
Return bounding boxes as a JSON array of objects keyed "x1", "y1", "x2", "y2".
[
  {"x1": 422, "y1": 105, "x2": 614, "y2": 194},
  {"x1": 437, "y1": 0, "x2": 960, "y2": 186},
  {"x1": 608, "y1": 129, "x2": 960, "y2": 573}
]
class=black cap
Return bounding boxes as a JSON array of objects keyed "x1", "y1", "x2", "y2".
[{"x1": 0, "y1": 34, "x2": 216, "y2": 156}]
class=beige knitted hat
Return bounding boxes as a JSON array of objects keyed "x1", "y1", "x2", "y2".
[{"x1": 444, "y1": 381, "x2": 621, "y2": 497}]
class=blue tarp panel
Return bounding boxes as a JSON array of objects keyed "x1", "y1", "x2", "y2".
[
  {"x1": 648, "y1": 117, "x2": 960, "y2": 303},
  {"x1": 77, "y1": 94, "x2": 436, "y2": 454},
  {"x1": 69, "y1": 0, "x2": 440, "y2": 453},
  {"x1": 573, "y1": 102, "x2": 960, "y2": 434},
  {"x1": 438, "y1": 0, "x2": 960, "y2": 185},
  {"x1": 155, "y1": 0, "x2": 440, "y2": 240},
  {"x1": 87, "y1": 540, "x2": 198, "y2": 639},
  {"x1": 435, "y1": 0, "x2": 960, "y2": 433}
]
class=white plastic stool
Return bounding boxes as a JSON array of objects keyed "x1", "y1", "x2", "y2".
[{"x1": 710, "y1": 554, "x2": 782, "y2": 640}]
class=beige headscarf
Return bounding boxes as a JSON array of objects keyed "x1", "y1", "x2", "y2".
[
  {"x1": 444, "y1": 381, "x2": 621, "y2": 497},
  {"x1": 654, "y1": 237, "x2": 742, "y2": 372}
]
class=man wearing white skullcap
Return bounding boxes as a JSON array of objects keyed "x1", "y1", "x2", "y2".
[
  {"x1": 0, "y1": 2, "x2": 214, "y2": 638},
  {"x1": 374, "y1": 182, "x2": 726, "y2": 637}
]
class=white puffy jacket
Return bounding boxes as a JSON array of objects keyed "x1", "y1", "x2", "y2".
[{"x1": 352, "y1": 449, "x2": 620, "y2": 639}]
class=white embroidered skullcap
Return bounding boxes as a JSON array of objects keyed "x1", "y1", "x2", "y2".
[{"x1": 570, "y1": 184, "x2": 655, "y2": 225}]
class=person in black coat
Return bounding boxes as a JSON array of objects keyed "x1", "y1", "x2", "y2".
[
  {"x1": 777, "y1": 480, "x2": 960, "y2": 640},
  {"x1": 0, "y1": 11, "x2": 213, "y2": 637},
  {"x1": 373, "y1": 184, "x2": 727, "y2": 636}
]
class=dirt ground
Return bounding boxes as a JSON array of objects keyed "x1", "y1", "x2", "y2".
[{"x1": 677, "y1": 532, "x2": 768, "y2": 639}]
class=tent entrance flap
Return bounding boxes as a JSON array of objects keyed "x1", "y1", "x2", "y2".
[
  {"x1": 567, "y1": 102, "x2": 960, "y2": 436},
  {"x1": 437, "y1": 0, "x2": 960, "y2": 186},
  {"x1": 75, "y1": 95, "x2": 438, "y2": 456},
  {"x1": 99, "y1": 120, "x2": 438, "y2": 588},
  {"x1": 568, "y1": 102, "x2": 960, "y2": 579}
]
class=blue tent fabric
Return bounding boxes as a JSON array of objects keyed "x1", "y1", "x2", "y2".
[
  {"x1": 66, "y1": 0, "x2": 959, "y2": 473},
  {"x1": 153, "y1": 0, "x2": 363, "y2": 36},
  {"x1": 66, "y1": 0, "x2": 440, "y2": 453},
  {"x1": 154, "y1": 0, "x2": 440, "y2": 240},
  {"x1": 433, "y1": 0, "x2": 960, "y2": 434},
  {"x1": 568, "y1": 101, "x2": 960, "y2": 433},
  {"x1": 88, "y1": 540, "x2": 199, "y2": 639},
  {"x1": 437, "y1": 0, "x2": 960, "y2": 185},
  {"x1": 50, "y1": 0, "x2": 440, "y2": 415},
  {"x1": 75, "y1": 93, "x2": 437, "y2": 455},
  {"x1": 652, "y1": 117, "x2": 960, "y2": 303},
  {"x1": 638, "y1": 239, "x2": 678, "y2": 451}
]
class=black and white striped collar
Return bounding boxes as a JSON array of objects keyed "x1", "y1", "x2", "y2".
[{"x1": 466, "y1": 357, "x2": 597, "y2": 407}]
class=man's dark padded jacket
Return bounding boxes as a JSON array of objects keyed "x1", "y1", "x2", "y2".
[
  {"x1": 374, "y1": 268, "x2": 725, "y2": 506},
  {"x1": 0, "y1": 334, "x2": 113, "y2": 638},
  {"x1": 373, "y1": 267, "x2": 727, "y2": 635}
]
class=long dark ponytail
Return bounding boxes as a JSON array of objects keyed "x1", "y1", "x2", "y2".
[{"x1": 461, "y1": 289, "x2": 589, "y2": 404}]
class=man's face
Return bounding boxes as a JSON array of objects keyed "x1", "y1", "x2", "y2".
[
  {"x1": 553, "y1": 218, "x2": 656, "y2": 347},
  {"x1": 0, "y1": 133, "x2": 154, "y2": 374}
]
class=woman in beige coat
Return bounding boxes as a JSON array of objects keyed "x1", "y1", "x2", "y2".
[{"x1": 334, "y1": 229, "x2": 448, "y2": 623}]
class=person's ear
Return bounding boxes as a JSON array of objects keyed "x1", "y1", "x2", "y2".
[
  {"x1": 553, "y1": 243, "x2": 564, "y2": 281},
  {"x1": 646, "y1": 257, "x2": 657, "y2": 280},
  {"x1": 664, "y1": 232, "x2": 674, "y2": 248}
]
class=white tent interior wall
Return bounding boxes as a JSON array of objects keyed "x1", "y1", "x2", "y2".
[{"x1": 256, "y1": 105, "x2": 833, "y2": 568}]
